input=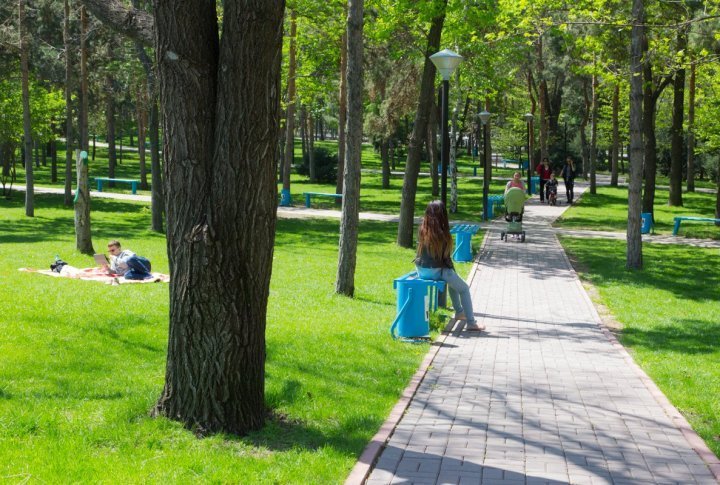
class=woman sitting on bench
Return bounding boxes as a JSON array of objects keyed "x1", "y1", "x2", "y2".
[{"x1": 414, "y1": 201, "x2": 483, "y2": 332}]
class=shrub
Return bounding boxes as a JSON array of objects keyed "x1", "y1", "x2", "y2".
[{"x1": 297, "y1": 147, "x2": 338, "y2": 183}]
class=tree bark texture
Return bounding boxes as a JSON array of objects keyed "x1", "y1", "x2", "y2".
[
  {"x1": 106, "y1": 74, "x2": 117, "y2": 184},
  {"x1": 668, "y1": 31, "x2": 686, "y2": 207},
  {"x1": 627, "y1": 0, "x2": 644, "y2": 270},
  {"x1": 81, "y1": 0, "x2": 154, "y2": 46},
  {"x1": 282, "y1": 10, "x2": 297, "y2": 194},
  {"x1": 381, "y1": 139, "x2": 390, "y2": 189},
  {"x1": 336, "y1": 27, "x2": 347, "y2": 197},
  {"x1": 80, "y1": 6, "x2": 89, "y2": 150},
  {"x1": 137, "y1": 84, "x2": 148, "y2": 190},
  {"x1": 336, "y1": 0, "x2": 364, "y2": 297},
  {"x1": 63, "y1": 0, "x2": 74, "y2": 206},
  {"x1": 20, "y1": 0, "x2": 34, "y2": 217},
  {"x1": 397, "y1": 3, "x2": 445, "y2": 248},
  {"x1": 610, "y1": 83, "x2": 619, "y2": 187},
  {"x1": 74, "y1": 150, "x2": 94, "y2": 253},
  {"x1": 151, "y1": 0, "x2": 284, "y2": 435},
  {"x1": 687, "y1": 61, "x2": 696, "y2": 192},
  {"x1": 536, "y1": 36, "x2": 549, "y2": 163},
  {"x1": 427, "y1": 93, "x2": 438, "y2": 198}
]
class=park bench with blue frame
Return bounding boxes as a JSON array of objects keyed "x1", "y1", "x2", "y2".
[
  {"x1": 486, "y1": 195, "x2": 504, "y2": 219},
  {"x1": 450, "y1": 224, "x2": 480, "y2": 262},
  {"x1": 672, "y1": 216, "x2": 720, "y2": 236},
  {"x1": 303, "y1": 192, "x2": 342, "y2": 208},
  {"x1": 95, "y1": 177, "x2": 140, "y2": 194}
]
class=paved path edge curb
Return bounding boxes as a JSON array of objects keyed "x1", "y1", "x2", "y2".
[
  {"x1": 343, "y1": 230, "x2": 488, "y2": 485},
  {"x1": 555, "y1": 232, "x2": 720, "y2": 482}
]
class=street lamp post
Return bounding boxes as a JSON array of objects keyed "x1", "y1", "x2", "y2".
[
  {"x1": 524, "y1": 113, "x2": 534, "y2": 195},
  {"x1": 430, "y1": 49, "x2": 463, "y2": 209},
  {"x1": 479, "y1": 110, "x2": 491, "y2": 221}
]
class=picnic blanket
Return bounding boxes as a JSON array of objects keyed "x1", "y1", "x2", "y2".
[{"x1": 19, "y1": 266, "x2": 169, "y2": 285}]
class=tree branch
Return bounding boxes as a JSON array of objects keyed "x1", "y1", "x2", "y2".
[{"x1": 78, "y1": 0, "x2": 154, "y2": 46}]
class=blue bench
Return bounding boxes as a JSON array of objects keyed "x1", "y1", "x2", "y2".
[
  {"x1": 303, "y1": 192, "x2": 342, "y2": 208},
  {"x1": 450, "y1": 224, "x2": 480, "y2": 262},
  {"x1": 672, "y1": 216, "x2": 720, "y2": 236},
  {"x1": 390, "y1": 271, "x2": 446, "y2": 339},
  {"x1": 95, "y1": 177, "x2": 139, "y2": 194}
]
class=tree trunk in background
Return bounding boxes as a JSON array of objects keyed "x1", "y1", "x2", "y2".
[
  {"x1": 610, "y1": 83, "x2": 619, "y2": 186},
  {"x1": 536, "y1": 36, "x2": 549, "y2": 162},
  {"x1": 308, "y1": 111, "x2": 316, "y2": 182},
  {"x1": 282, "y1": 9, "x2": 297, "y2": 200},
  {"x1": 299, "y1": 105, "x2": 307, "y2": 161},
  {"x1": 106, "y1": 76, "x2": 117, "y2": 184},
  {"x1": 63, "y1": 0, "x2": 73, "y2": 206},
  {"x1": 381, "y1": 139, "x2": 390, "y2": 189},
  {"x1": 80, "y1": 7, "x2": 89, "y2": 151},
  {"x1": 132, "y1": 26, "x2": 164, "y2": 231},
  {"x1": 397, "y1": 3, "x2": 445, "y2": 248},
  {"x1": 668, "y1": 31, "x2": 686, "y2": 207},
  {"x1": 580, "y1": 78, "x2": 590, "y2": 179},
  {"x1": 20, "y1": 0, "x2": 34, "y2": 217},
  {"x1": 50, "y1": 141, "x2": 57, "y2": 182},
  {"x1": 150, "y1": 0, "x2": 284, "y2": 434},
  {"x1": 336, "y1": 25, "x2": 347, "y2": 198},
  {"x1": 627, "y1": 0, "x2": 644, "y2": 270},
  {"x1": 74, "y1": 149, "x2": 94, "y2": 253},
  {"x1": 449, "y1": 72, "x2": 461, "y2": 214},
  {"x1": 137, "y1": 84, "x2": 149, "y2": 190},
  {"x1": 716, "y1": 156, "x2": 720, "y2": 221},
  {"x1": 336, "y1": 0, "x2": 364, "y2": 297},
  {"x1": 427, "y1": 92, "x2": 438, "y2": 197},
  {"x1": 589, "y1": 71, "x2": 598, "y2": 194},
  {"x1": 686, "y1": 61, "x2": 696, "y2": 193}
]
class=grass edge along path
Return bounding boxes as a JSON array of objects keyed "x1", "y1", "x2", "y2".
[
  {"x1": 0, "y1": 192, "x2": 473, "y2": 483},
  {"x1": 560, "y1": 235, "x2": 720, "y2": 459}
]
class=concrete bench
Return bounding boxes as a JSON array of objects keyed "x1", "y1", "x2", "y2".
[
  {"x1": 303, "y1": 192, "x2": 342, "y2": 208},
  {"x1": 95, "y1": 177, "x2": 139, "y2": 194},
  {"x1": 672, "y1": 216, "x2": 720, "y2": 236},
  {"x1": 450, "y1": 224, "x2": 480, "y2": 262},
  {"x1": 390, "y1": 271, "x2": 446, "y2": 339}
]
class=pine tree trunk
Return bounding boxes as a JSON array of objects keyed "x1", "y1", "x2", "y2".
[
  {"x1": 397, "y1": 3, "x2": 445, "y2": 248},
  {"x1": 20, "y1": 0, "x2": 34, "y2": 217},
  {"x1": 668, "y1": 31, "x2": 686, "y2": 207},
  {"x1": 589, "y1": 71, "x2": 598, "y2": 194},
  {"x1": 627, "y1": 0, "x2": 644, "y2": 270}
]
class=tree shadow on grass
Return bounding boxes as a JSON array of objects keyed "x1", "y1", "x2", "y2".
[{"x1": 620, "y1": 318, "x2": 720, "y2": 355}]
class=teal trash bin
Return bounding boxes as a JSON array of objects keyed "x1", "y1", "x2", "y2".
[
  {"x1": 530, "y1": 176, "x2": 540, "y2": 195},
  {"x1": 390, "y1": 273, "x2": 445, "y2": 339},
  {"x1": 641, "y1": 212, "x2": 653, "y2": 234}
]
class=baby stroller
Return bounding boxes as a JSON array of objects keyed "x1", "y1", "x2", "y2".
[
  {"x1": 500, "y1": 187, "x2": 526, "y2": 242},
  {"x1": 545, "y1": 178, "x2": 558, "y2": 206}
]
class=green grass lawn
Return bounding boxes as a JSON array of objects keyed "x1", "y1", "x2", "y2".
[
  {"x1": 0, "y1": 193, "x2": 474, "y2": 482},
  {"x1": 561, "y1": 237, "x2": 720, "y2": 458},
  {"x1": 555, "y1": 185, "x2": 720, "y2": 239}
]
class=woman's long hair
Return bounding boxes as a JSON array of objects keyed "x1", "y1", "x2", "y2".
[{"x1": 417, "y1": 201, "x2": 452, "y2": 261}]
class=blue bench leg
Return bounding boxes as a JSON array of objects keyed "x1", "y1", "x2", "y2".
[
  {"x1": 97, "y1": 180, "x2": 103, "y2": 192},
  {"x1": 672, "y1": 219, "x2": 681, "y2": 236},
  {"x1": 131, "y1": 182, "x2": 137, "y2": 194},
  {"x1": 304, "y1": 194, "x2": 311, "y2": 208}
]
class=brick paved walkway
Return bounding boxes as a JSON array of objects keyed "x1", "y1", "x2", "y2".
[{"x1": 358, "y1": 189, "x2": 719, "y2": 485}]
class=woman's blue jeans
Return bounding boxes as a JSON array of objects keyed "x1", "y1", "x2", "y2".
[
  {"x1": 416, "y1": 266, "x2": 475, "y2": 324},
  {"x1": 124, "y1": 255, "x2": 153, "y2": 280}
]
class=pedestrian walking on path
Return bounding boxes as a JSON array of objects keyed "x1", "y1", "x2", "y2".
[{"x1": 355, "y1": 186, "x2": 719, "y2": 485}]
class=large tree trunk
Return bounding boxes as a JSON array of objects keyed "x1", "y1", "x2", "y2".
[
  {"x1": 20, "y1": 0, "x2": 34, "y2": 217},
  {"x1": 336, "y1": 0, "x2": 364, "y2": 297},
  {"x1": 668, "y1": 31, "x2": 686, "y2": 207},
  {"x1": 380, "y1": 139, "x2": 390, "y2": 189},
  {"x1": 610, "y1": 82, "x2": 619, "y2": 186},
  {"x1": 151, "y1": 0, "x2": 284, "y2": 435},
  {"x1": 536, "y1": 36, "x2": 549, "y2": 162},
  {"x1": 589, "y1": 71, "x2": 598, "y2": 194},
  {"x1": 449, "y1": 72, "x2": 462, "y2": 214},
  {"x1": 627, "y1": 0, "x2": 644, "y2": 270},
  {"x1": 75, "y1": 6, "x2": 93, "y2": 254},
  {"x1": 428, "y1": 92, "x2": 438, "y2": 197},
  {"x1": 687, "y1": 61, "x2": 696, "y2": 193},
  {"x1": 335, "y1": 25, "x2": 347, "y2": 198},
  {"x1": 63, "y1": 0, "x2": 74, "y2": 206},
  {"x1": 137, "y1": 84, "x2": 149, "y2": 190},
  {"x1": 397, "y1": 3, "x2": 445, "y2": 248},
  {"x1": 281, "y1": 9, "x2": 297, "y2": 205}
]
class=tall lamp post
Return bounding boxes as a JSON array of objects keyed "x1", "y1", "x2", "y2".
[
  {"x1": 430, "y1": 49, "x2": 463, "y2": 209},
  {"x1": 524, "y1": 113, "x2": 534, "y2": 195},
  {"x1": 479, "y1": 110, "x2": 491, "y2": 221}
]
